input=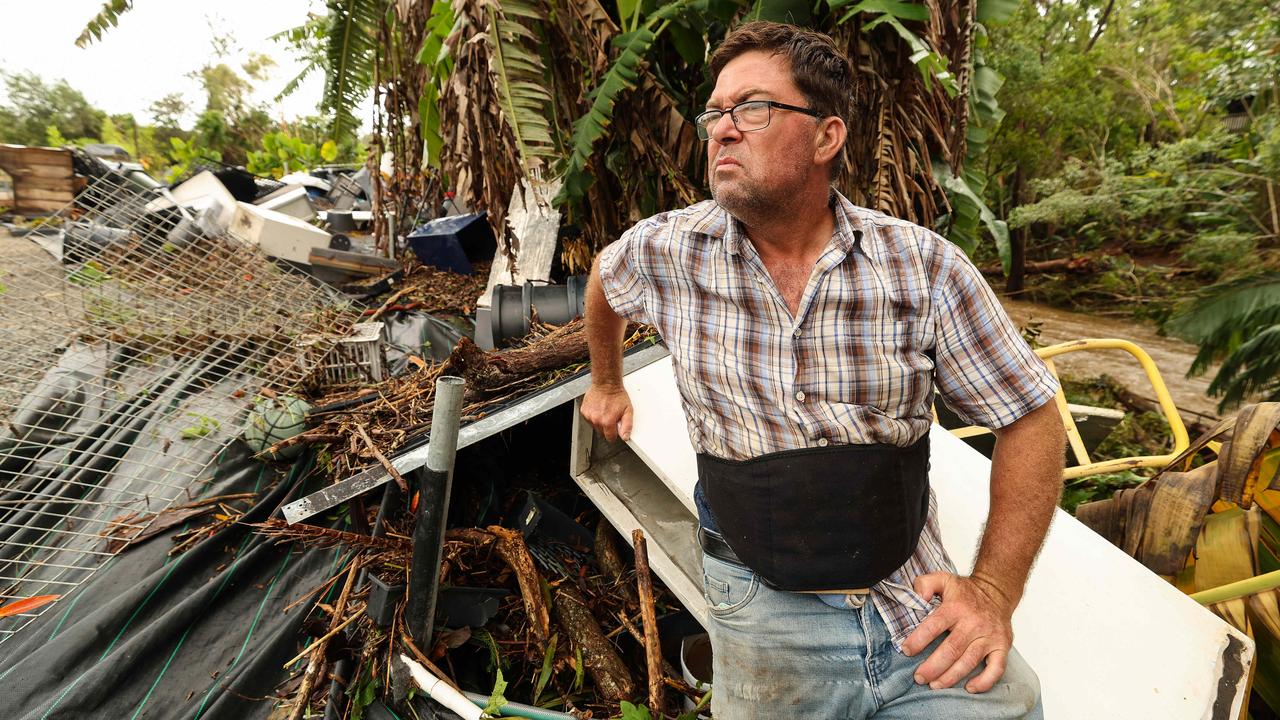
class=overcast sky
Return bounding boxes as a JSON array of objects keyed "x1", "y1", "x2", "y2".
[{"x1": 0, "y1": 0, "x2": 372, "y2": 129}]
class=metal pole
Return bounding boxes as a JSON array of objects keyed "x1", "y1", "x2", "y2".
[{"x1": 407, "y1": 376, "x2": 465, "y2": 647}]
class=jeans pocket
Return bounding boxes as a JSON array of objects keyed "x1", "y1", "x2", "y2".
[{"x1": 702, "y1": 553, "x2": 759, "y2": 617}]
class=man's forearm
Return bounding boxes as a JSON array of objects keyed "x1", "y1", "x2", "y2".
[
  {"x1": 585, "y1": 258, "x2": 628, "y2": 389},
  {"x1": 970, "y1": 400, "x2": 1065, "y2": 609}
]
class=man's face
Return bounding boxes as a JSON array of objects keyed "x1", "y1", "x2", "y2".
[{"x1": 705, "y1": 50, "x2": 818, "y2": 218}]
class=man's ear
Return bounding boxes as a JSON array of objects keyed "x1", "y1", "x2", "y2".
[{"x1": 814, "y1": 116, "x2": 847, "y2": 165}]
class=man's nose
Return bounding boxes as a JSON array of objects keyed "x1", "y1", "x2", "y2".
[{"x1": 710, "y1": 112, "x2": 741, "y2": 143}]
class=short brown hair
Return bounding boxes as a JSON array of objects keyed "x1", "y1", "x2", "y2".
[{"x1": 709, "y1": 21, "x2": 853, "y2": 128}]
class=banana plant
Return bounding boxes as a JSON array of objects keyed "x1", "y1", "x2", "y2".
[
  {"x1": 555, "y1": 0, "x2": 693, "y2": 207},
  {"x1": 486, "y1": 0, "x2": 559, "y2": 181},
  {"x1": 830, "y1": 0, "x2": 957, "y2": 96}
]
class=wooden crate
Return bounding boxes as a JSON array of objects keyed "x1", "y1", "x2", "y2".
[{"x1": 0, "y1": 145, "x2": 76, "y2": 215}]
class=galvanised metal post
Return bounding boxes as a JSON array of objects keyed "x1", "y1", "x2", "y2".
[{"x1": 407, "y1": 376, "x2": 465, "y2": 647}]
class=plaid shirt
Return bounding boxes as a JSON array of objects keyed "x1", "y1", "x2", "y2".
[{"x1": 597, "y1": 191, "x2": 1059, "y2": 645}]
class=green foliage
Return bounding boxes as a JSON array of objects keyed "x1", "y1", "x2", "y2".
[
  {"x1": 833, "y1": 0, "x2": 957, "y2": 97},
  {"x1": 67, "y1": 262, "x2": 109, "y2": 287},
  {"x1": 935, "y1": 161, "x2": 1009, "y2": 263},
  {"x1": 322, "y1": 0, "x2": 383, "y2": 141},
  {"x1": 1057, "y1": 375, "x2": 1173, "y2": 513},
  {"x1": 75, "y1": 0, "x2": 133, "y2": 48},
  {"x1": 1180, "y1": 232, "x2": 1257, "y2": 275},
  {"x1": 618, "y1": 701, "x2": 653, "y2": 720},
  {"x1": 532, "y1": 632, "x2": 557, "y2": 701},
  {"x1": 272, "y1": 12, "x2": 332, "y2": 102},
  {"x1": 0, "y1": 72, "x2": 107, "y2": 147},
  {"x1": 1061, "y1": 470, "x2": 1146, "y2": 516},
  {"x1": 149, "y1": 94, "x2": 189, "y2": 131},
  {"x1": 165, "y1": 136, "x2": 222, "y2": 183},
  {"x1": 349, "y1": 660, "x2": 380, "y2": 720},
  {"x1": 1008, "y1": 131, "x2": 1270, "y2": 261},
  {"x1": 483, "y1": 667, "x2": 509, "y2": 716},
  {"x1": 416, "y1": 0, "x2": 456, "y2": 167},
  {"x1": 555, "y1": 2, "x2": 687, "y2": 208},
  {"x1": 180, "y1": 413, "x2": 222, "y2": 440},
  {"x1": 247, "y1": 132, "x2": 339, "y2": 178},
  {"x1": 745, "y1": 0, "x2": 811, "y2": 25},
  {"x1": 487, "y1": 0, "x2": 558, "y2": 178},
  {"x1": 45, "y1": 126, "x2": 68, "y2": 148},
  {"x1": 1168, "y1": 276, "x2": 1280, "y2": 409}
]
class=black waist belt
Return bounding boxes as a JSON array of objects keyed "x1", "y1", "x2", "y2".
[{"x1": 696, "y1": 436, "x2": 930, "y2": 592}]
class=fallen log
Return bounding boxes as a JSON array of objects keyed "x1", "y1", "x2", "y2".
[
  {"x1": 553, "y1": 581, "x2": 637, "y2": 702},
  {"x1": 441, "y1": 321, "x2": 592, "y2": 398},
  {"x1": 981, "y1": 256, "x2": 1100, "y2": 276}
]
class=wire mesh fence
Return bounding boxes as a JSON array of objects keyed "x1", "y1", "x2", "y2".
[{"x1": 0, "y1": 167, "x2": 355, "y2": 642}]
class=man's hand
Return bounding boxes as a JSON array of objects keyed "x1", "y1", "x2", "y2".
[
  {"x1": 581, "y1": 384, "x2": 634, "y2": 442},
  {"x1": 900, "y1": 571, "x2": 1016, "y2": 694}
]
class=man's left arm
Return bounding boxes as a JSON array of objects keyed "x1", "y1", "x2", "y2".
[{"x1": 901, "y1": 399, "x2": 1064, "y2": 692}]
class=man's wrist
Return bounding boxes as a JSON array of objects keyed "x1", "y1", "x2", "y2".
[
  {"x1": 588, "y1": 375, "x2": 626, "y2": 393},
  {"x1": 967, "y1": 569, "x2": 1019, "y2": 612}
]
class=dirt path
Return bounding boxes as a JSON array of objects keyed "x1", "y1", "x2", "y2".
[
  {"x1": 0, "y1": 228, "x2": 82, "y2": 413},
  {"x1": 1001, "y1": 298, "x2": 1223, "y2": 426}
]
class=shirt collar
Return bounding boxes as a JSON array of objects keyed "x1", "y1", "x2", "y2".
[{"x1": 695, "y1": 189, "x2": 869, "y2": 258}]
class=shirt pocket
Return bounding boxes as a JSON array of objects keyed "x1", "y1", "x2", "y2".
[{"x1": 833, "y1": 319, "x2": 930, "y2": 413}]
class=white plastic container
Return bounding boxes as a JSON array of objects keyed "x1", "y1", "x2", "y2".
[{"x1": 230, "y1": 201, "x2": 331, "y2": 265}]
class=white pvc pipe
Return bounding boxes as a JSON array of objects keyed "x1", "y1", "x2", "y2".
[{"x1": 399, "y1": 654, "x2": 483, "y2": 720}]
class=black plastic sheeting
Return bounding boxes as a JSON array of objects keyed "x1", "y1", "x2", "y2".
[
  {"x1": 381, "y1": 311, "x2": 467, "y2": 370},
  {"x1": 0, "y1": 446, "x2": 356, "y2": 719}
]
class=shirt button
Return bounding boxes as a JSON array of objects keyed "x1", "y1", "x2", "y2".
[
  {"x1": 793, "y1": 328, "x2": 802, "y2": 338},
  {"x1": 795, "y1": 391, "x2": 806, "y2": 402},
  {"x1": 817, "y1": 437, "x2": 830, "y2": 447}
]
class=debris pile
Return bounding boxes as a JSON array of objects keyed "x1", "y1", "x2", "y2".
[{"x1": 0, "y1": 149, "x2": 694, "y2": 719}]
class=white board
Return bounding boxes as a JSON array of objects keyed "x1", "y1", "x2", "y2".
[{"x1": 619, "y1": 355, "x2": 1252, "y2": 720}]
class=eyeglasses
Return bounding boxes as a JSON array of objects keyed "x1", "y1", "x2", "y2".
[{"x1": 693, "y1": 100, "x2": 823, "y2": 141}]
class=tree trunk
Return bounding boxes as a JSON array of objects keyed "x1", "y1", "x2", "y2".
[{"x1": 1006, "y1": 166, "x2": 1027, "y2": 294}]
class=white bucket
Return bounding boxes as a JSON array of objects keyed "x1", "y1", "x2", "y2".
[{"x1": 680, "y1": 633, "x2": 713, "y2": 716}]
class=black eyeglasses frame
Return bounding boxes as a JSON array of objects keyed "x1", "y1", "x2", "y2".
[{"x1": 694, "y1": 100, "x2": 823, "y2": 141}]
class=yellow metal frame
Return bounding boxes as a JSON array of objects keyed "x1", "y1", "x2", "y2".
[{"x1": 947, "y1": 338, "x2": 1191, "y2": 480}]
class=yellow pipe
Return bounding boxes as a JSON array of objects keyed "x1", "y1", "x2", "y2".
[
  {"x1": 1189, "y1": 569, "x2": 1280, "y2": 606},
  {"x1": 945, "y1": 338, "x2": 1191, "y2": 479},
  {"x1": 1036, "y1": 338, "x2": 1190, "y2": 452}
]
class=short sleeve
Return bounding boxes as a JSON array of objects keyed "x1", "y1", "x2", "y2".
[
  {"x1": 596, "y1": 225, "x2": 655, "y2": 325},
  {"x1": 933, "y1": 245, "x2": 1059, "y2": 429}
]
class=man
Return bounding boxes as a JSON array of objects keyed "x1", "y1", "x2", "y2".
[{"x1": 581, "y1": 21, "x2": 1066, "y2": 720}]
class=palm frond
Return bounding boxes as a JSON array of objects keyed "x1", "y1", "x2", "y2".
[
  {"x1": 1207, "y1": 324, "x2": 1280, "y2": 409},
  {"x1": 1168, "y1": 277, "x2": 1280, "y2": 344},
  {"x1": 486, "y1": 0, "x2": 556, "y2": 178},
  {"x1": 276, "y1": 59, "x2": 322, "y2": 102},
  {"x1": 75, "y1": 0, "x2": 134, "y2": 49},
  {"x1": 272, "y1": 14, "x2": 331, "y2": 102},
  {"x1": 554, "y1": 27, "x2": 656, "y2": 206},
  {"x1": 323, "y1": 0, "x2": 384, "y2": 140}
]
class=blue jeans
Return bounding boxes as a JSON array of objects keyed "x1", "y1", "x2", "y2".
[{"x1": 701, "y1": 552, "x2": 1044, "y2": 719}]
